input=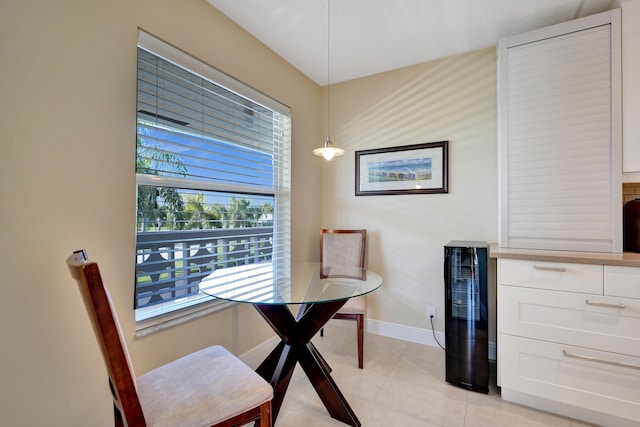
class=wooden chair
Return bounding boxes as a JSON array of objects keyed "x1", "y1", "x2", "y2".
[
  {"x1": 66, "y1": 249, "x2": 273, "y2": 427},
  {"x1": 319, "y1": 229, "x2": 367, "y2": 369}
]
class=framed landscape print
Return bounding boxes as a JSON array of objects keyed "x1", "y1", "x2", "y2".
[{"x1": 355, "y1": 141, "x2": 448, "y2": 196}]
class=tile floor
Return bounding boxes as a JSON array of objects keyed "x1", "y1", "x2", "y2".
[{"x1": 274, "y1": 324, "x2": 599, "y2": 427}]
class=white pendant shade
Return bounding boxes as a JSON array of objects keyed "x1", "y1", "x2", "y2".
[{"x1": 313, "y1": 138, "x2": 345, "y2": 161}]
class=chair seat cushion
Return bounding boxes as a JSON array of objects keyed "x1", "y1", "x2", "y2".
[
  {"x1": 137, "y1": 345, "x2": 272, "y2": 427},
  {"x1": 337, "y1": 295, "x2": 366, "y2": 314}
]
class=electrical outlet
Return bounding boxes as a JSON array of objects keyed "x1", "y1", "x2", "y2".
[{"x1": 427, "y1": 306, "x2": 437, "y2": 321}]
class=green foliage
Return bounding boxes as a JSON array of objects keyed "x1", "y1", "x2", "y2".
[
  {"x1": 183, "y1": 193, "x2": 222, "y2": 229},
  {"x1": 136, "y1": 137, "x2": 186, "y2": 231}
]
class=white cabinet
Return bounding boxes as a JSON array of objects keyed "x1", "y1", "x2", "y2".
[
  {"x1": 501, "y1": 335, "x2": 640, "y2": 425},
  {"x1": 498, "y1": 258, "x2": 640, "y2": 427},
  {"x1": 606, "y1": 265, "x2": 640, "y2": 298},
  {"x1": 499, "y1": 259, "x2": 602, "y2": 294},
  {"x1": 498, "y1": 10, "x2": 622, "y2": 253}
]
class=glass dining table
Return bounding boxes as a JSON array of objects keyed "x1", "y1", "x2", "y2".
[{"x1": 199, "y1": 262, "x2": 383, "y2": 427}]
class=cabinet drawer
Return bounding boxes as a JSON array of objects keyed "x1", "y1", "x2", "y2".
[
  {"x1": 501, "y1": 285, "x2": 640, "y2": 356},
  {"x1": 501, "y1": 334, "x2": 640, "y2": 423},
  {"x1": 605, "y1": 265, "x2": 640, "y2": 299},
  {"x1": 500, "y1": 259, "x2": 602, "y2": 294}
]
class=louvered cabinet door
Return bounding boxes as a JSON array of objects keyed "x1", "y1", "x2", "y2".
[{"x1": 498, "y1": 9, "x2": 622, "y2": 253}]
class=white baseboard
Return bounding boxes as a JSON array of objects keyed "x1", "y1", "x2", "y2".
[
  {"x1": 239, "y1": 318, "x2": 496, "y2": 365},
  {"x1": 364, "y1": 318, "x2": 496, "y2": 360},
  {"x1": 365, "y1": 318, "x2": 444, "y2": 347}
]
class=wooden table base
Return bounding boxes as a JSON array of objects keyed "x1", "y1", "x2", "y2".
[{"x1": 254, "y1": 300, "x2": 360, "y2": 426}]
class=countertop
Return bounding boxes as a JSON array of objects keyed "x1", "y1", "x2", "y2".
[{"x1": 489, "y1": 243, "x2": 640, "y2": 267}]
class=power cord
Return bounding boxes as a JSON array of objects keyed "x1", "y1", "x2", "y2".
[{"x1": 429, "y1": 314, "x2": 446, "y2": 350}]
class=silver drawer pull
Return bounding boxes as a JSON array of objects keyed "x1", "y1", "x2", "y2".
[
  {"x1": 563, "y1": 350, "x2": 640, "y2": 371},
  {"x1": 585, "y1": 300, "x2": 626, "y2": 309},
  {"x1": 533, "y1": 265, "x2": 566, "y2": 272}
]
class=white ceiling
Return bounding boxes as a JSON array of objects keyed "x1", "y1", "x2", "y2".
[{"x1": 207, "y1": 0, "x2": 617, "y2": 86}]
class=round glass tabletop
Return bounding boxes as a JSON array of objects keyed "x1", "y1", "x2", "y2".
[{"x1": 198, "y1": 261, "x2": 382, "y2": 305}]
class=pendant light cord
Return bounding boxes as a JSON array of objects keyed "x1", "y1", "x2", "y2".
[{"x1": 326, "y1": 0, "x2": 331, "y2": 143}]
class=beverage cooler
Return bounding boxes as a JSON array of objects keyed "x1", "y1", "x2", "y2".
[{"x1": 443, "y1": 241, "x2": 489, "y2": 393}]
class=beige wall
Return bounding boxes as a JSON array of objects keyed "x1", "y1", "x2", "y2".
[
  {"x1": 0, "y1": 0, "x2": 321, "y2": 425},
  {"x1": 321, "y1": 47, "x2": 499, "y2": 333}
]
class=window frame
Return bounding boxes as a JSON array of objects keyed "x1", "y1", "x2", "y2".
[{"x1": 134, "y1": 30, "x2": 291, "y2": 335}]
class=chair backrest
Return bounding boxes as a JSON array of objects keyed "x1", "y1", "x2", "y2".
[
  {"x1": 320, "y1": 229, "x2": 366, "y2": 279},
  {"x1": 67, "y1": 250, "x2": 146, "y2": 426}
]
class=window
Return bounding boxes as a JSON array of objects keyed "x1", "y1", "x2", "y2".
[{"x1": 135, "y1": 31, "x2": 291, "y2": 330}]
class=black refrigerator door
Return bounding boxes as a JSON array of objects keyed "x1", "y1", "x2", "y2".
[{"x1": 444, "y1": 243, "x2": 489, "y2": 393}]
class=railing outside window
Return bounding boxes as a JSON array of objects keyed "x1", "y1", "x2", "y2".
[{"x1": 135, "y1": 227, "x2": 273, "y2": 309}]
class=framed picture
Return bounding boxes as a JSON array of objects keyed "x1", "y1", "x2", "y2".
[{"x1": 355, "y1": 141, "x2": 448, "y2": 196}]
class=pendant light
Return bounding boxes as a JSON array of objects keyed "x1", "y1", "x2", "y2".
[{"x1": 313, "y1": 0, "x2": 345, "y2": 161}]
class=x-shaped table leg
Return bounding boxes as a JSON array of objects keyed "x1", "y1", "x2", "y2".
[{"x1": 254, "y1": 299, "x2": 359, "y2": 426}]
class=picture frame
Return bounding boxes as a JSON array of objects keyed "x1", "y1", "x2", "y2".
[{"x1": 355, "y1": 141, "x2": 448, "y2": 196}]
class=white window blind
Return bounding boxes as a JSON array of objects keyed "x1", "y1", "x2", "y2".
[
  {"x1": 135, "y1": 31, "x2": 291, "y2": 328},
  {"x1": 499, "y1": 13, "x2": 621, "y2": 253}
]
